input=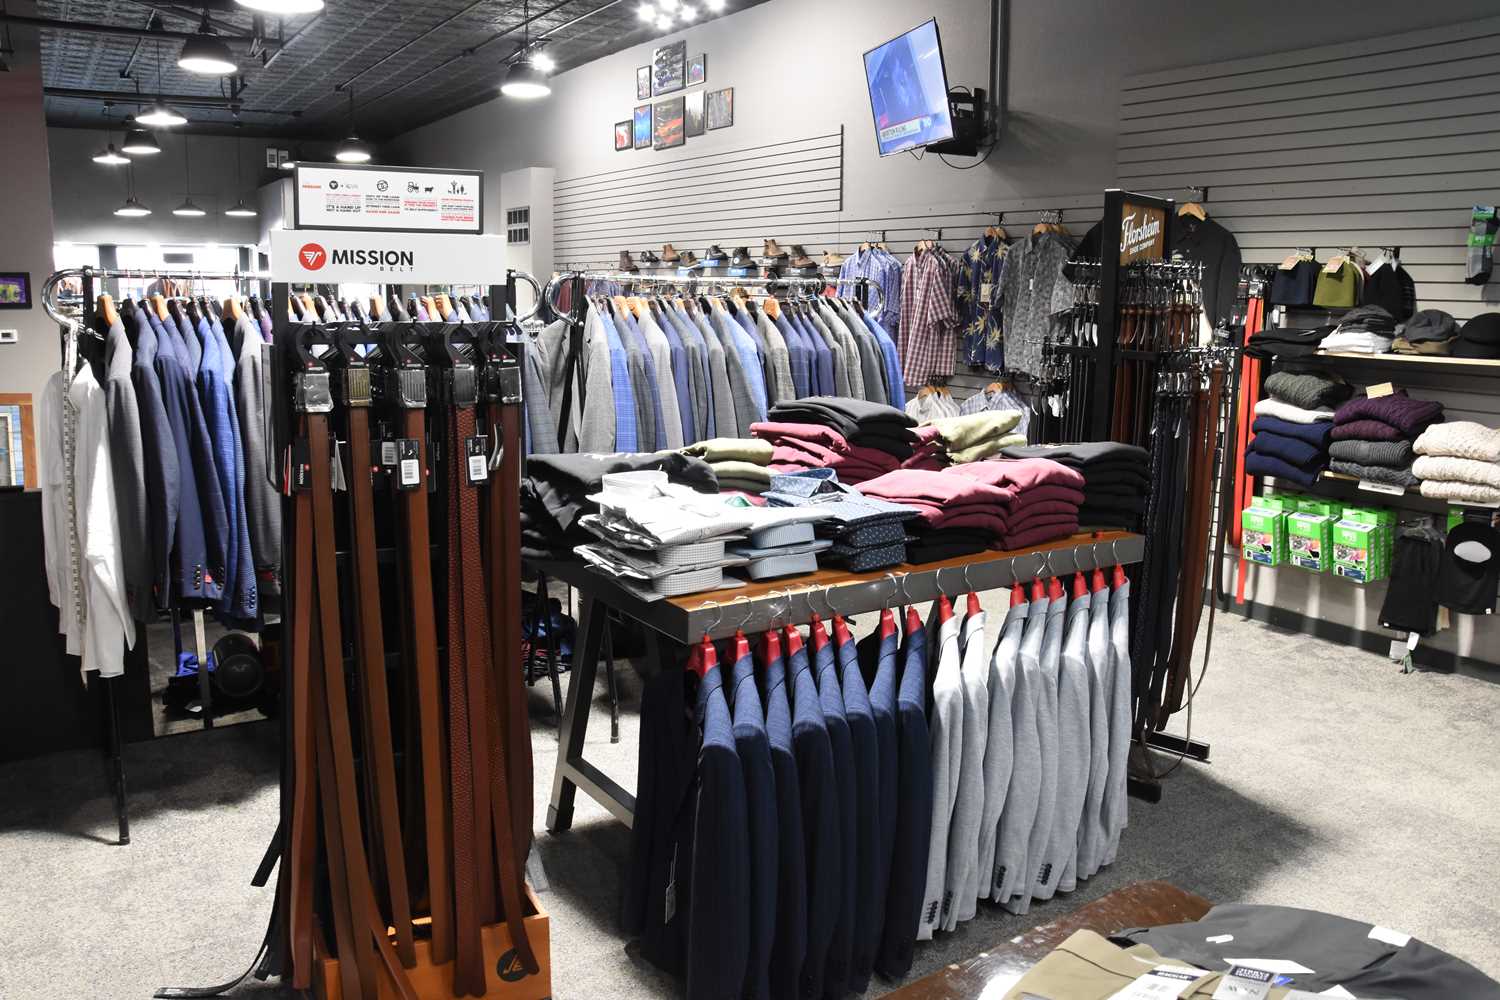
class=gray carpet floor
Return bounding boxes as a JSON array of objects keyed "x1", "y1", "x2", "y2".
[{"x1": 3, "y1": 604, "x2": 1498, "y2": 999}]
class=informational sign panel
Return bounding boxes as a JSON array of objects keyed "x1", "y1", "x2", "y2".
[
  {"x1": 270, "y1": 229, "x2": 504, "y2": 283},
  {"x1": 1119, "y1": 200, "x2": 1166, "y2": 264},
  {"x1": 293, "y1": 163, "x2": 483, "y2": 233}
]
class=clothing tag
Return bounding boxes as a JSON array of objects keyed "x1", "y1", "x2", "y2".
[
  {"x1": 1387, "y1": 638, "x2": 1407, "y2": 662},
  {"x1": 489, "y1": 434, "x2": 505, "y2": 470},
  {"x1": 1367, "y1": 381, "x2": 1395, "y2": 398},
  {"x1": 330, "y1": 438, "x2": 347, "y2": 492},
  {"x1": 1206, "y1": 934, "x2": 1235, "y2": 944},
  {"x1": 1368, "y1": 925, "x2": 1412, "y2": 948},
  {"x1": 1227, "y1": 959, "x2": 1317, "y2": 976},
  {"x1": 1212, "y1": 966, "x2": 1275, "y2": 999},
  {"x1": 380, "y1": 439, "x2": 398, "y2": 466},
  {"x1": 1029, "y1": 277, "x2": 1035, "y2": 292},
  {"x1": 397, "y1": 439, "x2": 421, "y2": 490},
  {"x1": 1279, "y1": 254, "x2": 1302, "y2": 270},
  {"x1": 1323, "y1": 255, "x2": 1347, "y2": 274},
  {"x1": 1357, "y1": 480, "x2": 1406, "y2": 497},
  {"x1": 1106, "y1": 967, "x2": 1205, "y2": 999},
  {"x1": 980, "y1": 281, "x2": 994, "y2": 300},
  {"x1": 290, "y1": 440, "x2": 312, "y2": 492},
  {"x1": 1367, "y1": 258, "x2": 1387, "y2": 273},
  {"x1": 465, "y1": 435, "x2": 489, "y2": 485},
  {"x1": 663, "y1": 845, "x2": 678, "y2": 925}
]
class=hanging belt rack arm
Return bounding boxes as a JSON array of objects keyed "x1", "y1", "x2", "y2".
[{"x1": 542, "y1": 530, "x2": 1145, "y2": 832}]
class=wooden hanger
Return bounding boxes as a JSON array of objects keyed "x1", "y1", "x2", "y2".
[
  {"x1": 223, "y1": 296, "x2": 243, "y2": 322},
  {"x1": 419, "y1": 295, "x2": 438, "y2": 320},
  {"x1": 435, "y1": 293, "x2": 453, "y2": 320},
  {"x1": 299, "y1": 293, "x2": 317, "y2": 318},
  {"x1": 366, "y1": 295, "x2": 383, "y2": 321},
  {"x1": 763, "y1": 296, "x2": 781, "y2": 320},
  {"x1": 150, "y1": 293, "x2": 169, "y2": 321},
  {"x1": 1178, "y1": 201, "x2": 1207, "y2": 221},
  {"x1": 97, "y1": 294, "x2": 120, "y2": 328}
]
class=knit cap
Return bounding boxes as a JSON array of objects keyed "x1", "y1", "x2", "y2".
[
  {"x1": 1452, "y1": 313, "x2": 1500, "y2": 359},
  {"x1": 1400, "y1": 310, "x2": 1458, "y2": 344},
  {"x1": 1313, "y1": 261, "x2": 1358, "y2": 308}
]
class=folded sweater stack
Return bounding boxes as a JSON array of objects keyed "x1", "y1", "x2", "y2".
[
  {"x1": 767, "y1": 396, "x2": 918, "y2": 458},
  {"x1": 1000, "y1": 441, "x2": 1149, "y2": 530},
  {"x1": 902, "y1": 424, "x2": 949, "y2": 471},
  {"x1": 951, "y1": 459, "x2": 1086, "y2": 549},
  {"x1": 922, "y1": 409, "x2": 1026, "y2": 464},
  {"x1": 1413, "y1": 421, "x2": 1500, "y2": 504},
  {"x1": 763, "y1": 468, "x2": 920, "y2": 571},
  {"x1": 680, "y1": 436, "x2": 775, "y2": 496},
  {"x1": 750, "y1": 420, "x2": 901, "y2": 484},
  {"x1": 1320, "y1": 305, "x2": 1396, "y2": 354},
  {"x1": 1328, "y1": 391, "x2": 1445, "y2": 488},
  {"x1": 858, "y1": 467, "x2": 1016, "y2": 562},
  {"x1": 1246, "y1": 384, "x2": 1338, "y2": 487}
]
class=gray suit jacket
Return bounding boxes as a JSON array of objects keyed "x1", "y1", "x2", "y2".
[
  {"x1": 710, "y1": 310, "x2": 760, "y2": 438},
  {"x1": 819, "y1": 304, "x2": 867, "y2": 400},
  {"x1": 829, "y1": 304, "x2": 886, "y2": 405},
  {"x1": 104, "y1": 319, "x2": 151, "y2": 621},
  {"x1": 809, "y1": 310, "x2": 853, "y2": 398},
  {"x1": 694, "y1": 310, "x2": 739, "y2": 441},
  {"x1": 576, "y1": 310, "x2": 617, "y2": 454},
  {"x1": 666, "y1": 306, "x2": 710, "y2": 443},
  {"x1": 756, "y1": 313, "x2": 796, "y2": 405},
  {"x1": 234, "y1": 314, "x2": 282, "y2": 594}
]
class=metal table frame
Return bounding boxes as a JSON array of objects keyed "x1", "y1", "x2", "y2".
[{"x1": 542, "y1": 530, "x2": 1145, "y2": 833}]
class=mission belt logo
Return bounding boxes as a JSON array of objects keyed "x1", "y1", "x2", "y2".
[
  {"x1": 495, "y1": 948, "x2": 531, "y2": 982},
  {"x1": 297, "y1": 241, "x2": 417, "y2": 273}
]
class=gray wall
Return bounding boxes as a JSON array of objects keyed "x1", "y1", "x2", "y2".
[
  {"x1": 1110, "y1": 17, "x2": 1500, "y2": 668},
  {"x1": 0, "y1": 1, "x2": 61, "y2": 410},
  {"x1": 47, "y1": 127, "x2": 271, "y2": 246}
]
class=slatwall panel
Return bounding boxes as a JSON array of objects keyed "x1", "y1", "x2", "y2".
[
  {"x1": 554, "y1": 128, "x2": 1102, "y2": 396},
  {"x1": 1117, "y1": 20, "x2": 1500, "y2": 670},
  {"x1": 1116, "y1": 16, "x2": 1500, "y2": 321}
]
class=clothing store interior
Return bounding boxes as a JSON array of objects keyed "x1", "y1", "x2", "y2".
[{"x1": 7, "y1": 0, "x2": 1500, "y2": 997}]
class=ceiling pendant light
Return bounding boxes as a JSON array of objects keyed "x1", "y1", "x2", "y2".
[
  {"x1": 705, "y1": 0, "x2": 725, "y2": 10},
  {"x1": 116, "y1": 197, "x2": 152, "y2": 217},
  {"x1": 655, "y1": 13, "x2": 672, "y2": 29},
  {"x1": 93, "y1": 104, "x2": 129, "y2": 164},
  {"x1": 122, "y1": 127, "x2": 162, "y2": 155},
  {"x1": 174, "y1": 136, "x2": 206, "y2": 216},
  {"x1": 233, "y1": 0, "x2": 325, "y2": 12},
  {"x1": 138, "y1": 40, "x2": 188, "y2": 126},
  {"x1": 679, "y1": 6, "x2": 697, "y2": 21},
  {"x1": 225, "y1": 120, "x2": 259, "y2": 217},
  {"x1": 178, "y1": 14, "x2": 238, "y2": 76},
  {"x1": 637, "y1": 3, "x2": 655, "y2": 21},
  {"x1": 335, "y1": 86, "x2": 373, "y2": 162},
  {"x1": 501, "y1": 0, "x2": 551, "y2": 100},
  {"x1": 173, "y1": 198, "x2": 206, "y2": 217}
]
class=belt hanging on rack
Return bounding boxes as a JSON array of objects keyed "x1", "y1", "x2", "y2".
[{"x1": 332, "y1": 337, "x2": 417, "y2": 968}]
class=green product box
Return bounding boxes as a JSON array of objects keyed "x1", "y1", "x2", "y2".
[
  {"x1": 1332, "y1": 511, "x2": 1391, "y2": 583},
  {"x1": 1287, "y1": 512, "x2": 1335, "y2": 572},
  {"x1": 1242, "y1": 505, "x2": 1287, "y2": 566},
  {"x1": 1296, "y1": 497, "x2": 1343, "y2": 517},
  {"x1": 1258, "y1": 492, "x2": 1303, "y2": 513}
]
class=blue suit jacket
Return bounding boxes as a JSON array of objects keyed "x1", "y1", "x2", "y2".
[
  {"x1": 690, "y1": 666, "x2": 751, "y2": 1000},
  {"x1": 787, "y1": 628, "x2": 839, "y2": 1000},
  {"x1": 859, "y1": 612, "x2": 902, "y2": 976},
  {"x1": 836, "y1": 618, "x2": 880, "y2": 994},
  {"x1": 775, "y1": 314, "x2": 811, "y2": 399},
  {"x1": 759, "y1": 635, "x2": 807, "y2": 1000},
  {"x1": 876, "y1": 610, "x2": 932, "y2": 979},
  {"x1": 727, "y1": 641, "x2": 778, "y2": 1000},
  {"x1": 813, "y1": 620, "x2": 857, "y2": 1000},
  {"x1": 128, "y1": 306, "x2": 180, "y2": 609}
]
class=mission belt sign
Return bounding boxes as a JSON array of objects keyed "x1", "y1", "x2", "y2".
[
  {"x1": 270, "y1": 229, "x2": 506, "y2": 284},
  {"x1": 293, "y1": 164, "x2": 483, "y2": 233},
  {"x1": 1119, "y1": 201, "x2": 1166, "y2": 264}
]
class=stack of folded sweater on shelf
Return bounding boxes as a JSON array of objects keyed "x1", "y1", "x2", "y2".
[
  {"x1": 1328, "y1": 390, "x2": 1445, "y2": 489},
  {"x1": 1413, "y1": 421, "x2": 1500, "y2": 504},
  {"x1": 763, "y1": 468, "x2": 921, "y2": 571},
  {"x1": 767, "y1": 396, "x2": 918, "y2": 461},
  {"x1": 1319, "y1": 305, "x2": 1397, "y2": 354},
  {"x1": 1242, "y1": 369, "x2": 1352, "y2": 486},
  {"x1": 950, "y1": 458, "x2": 1087, "y2": 549},
  {"x1": 1000, "y1": 441, "x2": 1150, "y2": 530},
  {"x1": 901, "y1": 424, "x2": 949, "y2": 470},
  {"x1": 750, "y1": 420, "x2": 901, "y2": 483},
  {"x1": 1393, "y1": 310, "x2": 1459, "y2": 356},
  {"x1": 1245, "y1": 323, "x2": 1331, "y2": 360},
  {"x1": 520, "y1": 451, "x2": 718, "y2": 560},
  {"x1": 921, "y1": 409, "x2": 1025, "y2": 463},
  {"x1": 857, "y1": 467, "x2": 1015, "y2": 563},
  {"x1": 680, "y1": 436, "x2": 774, "y2": 497}
]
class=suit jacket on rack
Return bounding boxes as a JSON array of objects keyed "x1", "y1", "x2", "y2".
[
  {"x1": 128, "y1": 308, "x2": 179, "y2": 611},
  {"x1": 103, "y1": 318, "x2": 151, "y2": 622},
  {"x1": 234, "y1": 313, "x2": 283, "y2": 594}
]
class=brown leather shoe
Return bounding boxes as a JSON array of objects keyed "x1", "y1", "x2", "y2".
[
  {"x1": 763, "y1": 238, "x2": 789, "y2": 261},
  {"x1": 678, "y1": 250, "x2": 700, "y2": 268},
  {"x1": 789, "y1": 245, "x2": 816, "y2": 268},
  {"x1": 661, "y1": 243, "x2": 680, "y2": 263},
  {"x1": 823, "y1": 250, "x2": 847, "y2": 267},
  {"x1": 619, "y1": 250, "x2": 639, "y2": 273}
]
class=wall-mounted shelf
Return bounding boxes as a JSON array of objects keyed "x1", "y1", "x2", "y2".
[{"x1": 1313, "y1": 350, "x2": 1500, "y2": 372}]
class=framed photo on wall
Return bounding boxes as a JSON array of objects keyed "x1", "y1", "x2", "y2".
[
  {"x1": 654, "y1": 96, "x2": 685, "y2": 149},
  {"x1": 688, "y1": 53, "x2": 706, "y2": 86},
  {"x1": 633, "y1": 104, "x2": 653, "y2": 149},
  {"x1": 707, "y1": 87, "x2": 734, "y2": 130},
  {"x1": 684, "y1": 90, "x2": 705, "y2": 137},
  {"x1": 615, "y1": 120, "x2": 632, "y2": 151},
  {"x1": 636, "y1": 66, "x2": 651, "y2": 101},
  {"x1": 653, "y1": 40, "x2": 686, "y2": 95},
  {"x1": 0, "y1": 272, "x2": 31, "y2": 309}
]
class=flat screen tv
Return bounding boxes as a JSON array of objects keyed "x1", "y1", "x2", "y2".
[{"x1": 863, "y1": 19, "x2": 955, "y2": 157}]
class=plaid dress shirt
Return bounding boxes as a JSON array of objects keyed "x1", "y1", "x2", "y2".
[{"x1": 898, "y1": 250, "x2": 960, "y2": 385}]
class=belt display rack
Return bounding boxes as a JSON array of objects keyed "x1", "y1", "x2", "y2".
[{"x1": 538, "y1": 530, "x2": 1146, "y2": 833}]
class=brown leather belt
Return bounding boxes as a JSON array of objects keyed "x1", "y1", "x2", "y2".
[
  {"x1": 286, "y1": 466, "x2": 317, "y2": 989},
  {"x1": 342, "y1": 362, "x2": 416, "y2": 967}
]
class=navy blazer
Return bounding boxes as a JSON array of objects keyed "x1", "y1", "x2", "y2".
[
  {"x1": 835, "y1": 617, "x2": 881, "y2": 994},
  {"x1": 875, "y1": 609, "x2": 932, "y2": 980},
  {"x1": 128, "y1": 306, "x2": 180, "y2": 609},
  {"x1": 726, "y1": 639, "x2": 778, "y2": 1000},
  {"x1": 811, "y1": 617, "x2": 856, "y2": 1000},
  {"x1": 857, "y1": 612, "x2": 902, "y2": 981},
  {"x1": 759, "y1": 632, "x2": 807, "y2": 1000},
  {"x1": 786, "y1": 626, "x2": 840, "y2": 1000}
]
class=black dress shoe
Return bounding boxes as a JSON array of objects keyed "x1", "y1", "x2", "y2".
[{"x1": 731, "y1": 247, "x2": 754, "y2": 267}]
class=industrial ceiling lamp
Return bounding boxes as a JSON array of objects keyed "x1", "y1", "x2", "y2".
[
  {"x1": 501, "y1": 0, "x2": 551, "y2": 100},
  {"x1": 233, "y1": 0, "x2": 325, "y2": 12},
  {"x1": 173, "y1": 136, "x2": 206, "y2": 216},
  {"x1": 178, "y1": 13, "x2": 237, "y2": 76},
  {"x1": 138, "y1": 39, "x2": 188, "y2": 126},
  {"x1": 335, "y1": 86, "x2": 373, "y2": 162},
  {"x1": 224, "y1": 120, "x2": 258, "y2": 217},
  {"x1": 115, "y1": 165, "x2": 151, "y2": 216},
  {"x1": 122, "y1": 126, "x2": 162, "y2": 155},
  {"x1": 93, "y1": 104, "x2": 130, "y2": 165}
]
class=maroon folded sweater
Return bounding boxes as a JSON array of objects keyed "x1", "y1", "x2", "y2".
[
  {"x1": 857, "y1": 468, "x2": 1016, "y2": 507},
  {"x1": 1328, "y1": 419, "x2": 1409, "y2": 443},
  {"x1": 751, "y1": 421, "x2": 850, "y2": 452},
  {"x1": 1332, "y1": 392, "x2": 1443, "y2": 437},
  {"x1": 1010, "y1": 484, "x2": 1088, "y2": 508},
  {"x1": 949, "y1": 458, "x2": 1086, "y2": 492},
  {"x1": 1000, "y1": 520, "x2": 1081, "y2": 550}
]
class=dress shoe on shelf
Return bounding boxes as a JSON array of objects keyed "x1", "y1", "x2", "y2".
[
  {"x1": 640, "y1": 249, "x2": 662, "y2": 264},
  {"x1": 731, "y1": 246, "x2": 754, "y2": 267},
  {"x1": 763, "y1": 238, "x2": 790, "y2": 261},
  {"x1": 823, "y1": 250, "x2": 847, "y2": 267},
  {"x1": 703, "y1": 244, "x2": 727, "y2": 264},
  {"x1": 661, "y1": 243, "x2": 681, "y2": 263},
  {"x1": 789, "y1": 245, "x2": 817, "y2": 268},
  {"x1": 678, "y1": 250, "x2": 701, "y2": 268},
  {"x1": 620, "y1": 250, "x2": 640, "y2": 273}
]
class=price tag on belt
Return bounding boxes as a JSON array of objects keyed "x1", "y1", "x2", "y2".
[
  {"x1": 381, "y1": 439, "x2": 398, "y2": 466},
  {"x1": 1212, "y1": 965, "x2": 1275, "y2": 999},
  {"x1": 397, "y1": 439, "x2": 422, "y2": 490},
  {"x1": 465, "y1": 435, "x2": 489, "y2": 485}
]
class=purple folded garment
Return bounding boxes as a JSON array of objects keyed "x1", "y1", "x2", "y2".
[
  {"x1": 1329, "y1": 419, "x2": 1409, "y2": 443},
  {"x1": 858, "y1": 468, "x2": 1016, "y2": 507},
  {"x1": 1247, "y1": 430, "x2": 1327, "y2": 469},
  {"x1": 1001, "y1": 520, "x2": 1080, "y2": 550},
  {"x1": 1245, "y1": 450, "x2": 1320, "y2": 487},
  {"x1": 1333, "y1": 391, "x2": 1444, "y2": 437}
]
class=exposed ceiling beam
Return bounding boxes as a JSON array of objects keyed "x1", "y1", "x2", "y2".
[
  {"x1": 0, "y1": 11, "x2": 270, "y2": 47},
  {"x1": 44, "y1": 85, "x2": 300, "y2": 117}
]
